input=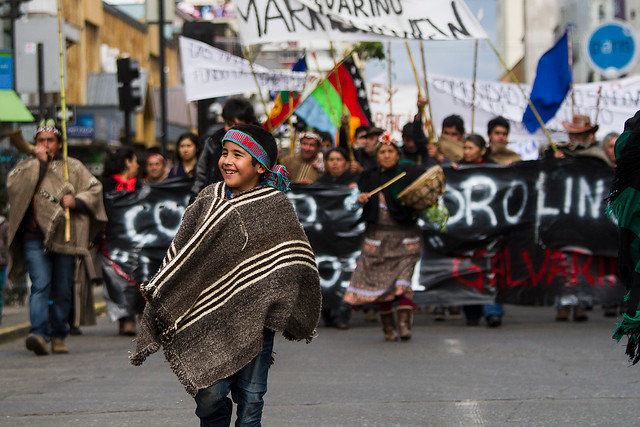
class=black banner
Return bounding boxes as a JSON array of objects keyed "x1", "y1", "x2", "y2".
[{"x1": 102, "y1": 158, "x2": 621, "y2": 309}]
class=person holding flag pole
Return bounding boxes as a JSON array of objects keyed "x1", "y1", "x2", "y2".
[{"x1": 5, "y1": 0, "x2": 106, "y2": 356}]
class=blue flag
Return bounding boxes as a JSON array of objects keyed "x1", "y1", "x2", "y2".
[{"x1": 522, "y1": 31, "x2": 572, "y2": 133}]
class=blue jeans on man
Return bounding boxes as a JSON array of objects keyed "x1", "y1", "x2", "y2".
[
  {"x1": 194, "y1": 328, "x2": 275, "y2": 427},
  {"x1": 23, "y1": 239, "x2": 76, "y2": 340}
]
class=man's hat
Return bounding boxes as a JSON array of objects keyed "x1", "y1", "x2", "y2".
[{"x1": 562, "y1": 114, "x2": 599, "y2": 134}]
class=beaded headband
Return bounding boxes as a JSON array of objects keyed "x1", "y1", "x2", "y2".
[
  {"x1": 222, "y1": 129, "x2": 290, "y2": 192},
  {"x1": 36, "y1": 118, "x2": 61, "y2": 137}
]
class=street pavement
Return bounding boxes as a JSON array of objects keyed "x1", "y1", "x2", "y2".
[{"x1": 1, "y1": 303, "x2": 639, "y2": 426}]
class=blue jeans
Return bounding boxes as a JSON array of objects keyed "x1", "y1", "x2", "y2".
[
  {"x1": 23, "y1": 239, "x2": 76, "y2": 340},
  {"x1": 194, "y1": 329, "x2": 275, "y2": 427}
]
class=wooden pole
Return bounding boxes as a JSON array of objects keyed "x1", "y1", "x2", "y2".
[
  {"x1": 471, "y1": 39, "x2": 479, "y2": 132},
  {"x1": 594, "y1": 86, "x2": 603, "y2": 125},
  {"x1": 243, "y1": 46, "x2": 273, "y2": 133},
  {"x1": 368, "y1": 172, "x2": 406, "y2": 196},
  {"x1": 405, "y1": 42, "x2": 422, "y2": 98},
  {"x1": 329, "y1": 41, "x2": 344, "y2": 114},
  {"x1": 288, "y1": 91, "x2": 296, "y2": 156},
  {"x1": 56, "y1": 0, "x2": 71, "y2": 242},
  {"x1": 387, "y1": 42, "x2": 393, "y2": 130},
  {"x1": 311, "y1": 51, "x2": 339, "y2": 130},
  {"x1": 419, "y1": 42, "x2": 435, "y2": 143},
  {"x1": 487, "y1": 38, "x2": 557, "y2": 152},
  {"x1": 567, "y1": 26, "x2": 575, "y2": 117}
]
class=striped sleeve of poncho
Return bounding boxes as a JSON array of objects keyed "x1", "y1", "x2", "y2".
[{"x1": 130, "y1": 182, "x2": 321, "y2": 396}]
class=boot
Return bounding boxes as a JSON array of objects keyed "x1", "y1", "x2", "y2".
[
  {"x1": 25, "y1": 333, "x2": 49, "y2": 356},
  {"x1": 51, "y1": 337, "x2": 69, "y2": 354},
  {"x1": 397, "y1": 308, "x2": 414, "y2": 341},
  {"x1": 555, "y1": 306, "x2": 570, "y2": 321},
  {"x1": 119, "y1": 319, "x2": 137, "y2": 336},
  {"x1": 573, "y1": 306, "x2": 589, "y2": 322},
  {"x1": 380, "y1": 311, "x2": 398, "y2": 342}
]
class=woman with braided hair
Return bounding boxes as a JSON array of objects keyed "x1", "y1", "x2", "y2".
[{"x1": 607, "y1": 110, "x2": 640, "y2": 364}]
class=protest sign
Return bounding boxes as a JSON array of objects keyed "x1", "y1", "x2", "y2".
[
  {"x1": 102, "y1": 159, "x2": 620, "y2": 311},
  {"x1": 367, "y1": 74, "x2": 640, "y2": 160},
  {"x1": 179, "y1": 37, "x2": 307, "y2": 101},
  {"x1": 232, "y1": 0, "x2": 487, "y2": 45}
]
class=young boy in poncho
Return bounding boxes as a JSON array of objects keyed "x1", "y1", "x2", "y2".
[{"x1": 130, "y1": 124, "x2": 321, "y2": 425}]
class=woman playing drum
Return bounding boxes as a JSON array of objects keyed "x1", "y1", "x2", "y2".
[{"x1": 343, "y1": 133, "x2": 428, "y2": 341}]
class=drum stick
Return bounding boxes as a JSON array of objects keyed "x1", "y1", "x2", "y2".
[{"x1": 368, "y1": 172, "x2": 407, "y2": 196}]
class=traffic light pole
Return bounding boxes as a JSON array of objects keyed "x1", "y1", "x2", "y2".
[
  {"x1": 124, "y1": 110, "x2": 131, "y2": 145},
  {"x1": 159, "y1": 0, "x2": 168, "y2": 156}
]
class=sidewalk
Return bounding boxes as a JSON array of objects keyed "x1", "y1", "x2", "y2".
[{"x1": 0, "y1": 286, "x2": 106, "y2": 344}]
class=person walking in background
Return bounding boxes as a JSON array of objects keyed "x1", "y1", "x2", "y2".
[
  {"x1": 100, "y1": 147, "x2": 143, "y2": 336},
  {"x1": 543, "y1": 114, "x2": 609, "y2": 321},
  {"x1": 101, "y1": 147, "x2": 140, "y2": 193},
  {"x1": 7, "y1": 120, "x2": 106, "y2": 355},
  {"x1": 191, "y1": 96, "x2": 260, "y2": 198},
  {"x1": 144, "y1": 153, "x2": 167, "y2": 185},
  {"x1": 0, "y1": 215, "x2": 8, "y2": 323},
  {"x1": 314, "y1": 147, "x2": 359, "y2": 188},
  {"x1": 602, "y1": 131, "x2": 619, "y2": 168},
  {"x1": 486, "y1": 116, "x2": 521, "y2": 165},
  {"x1": 457, "y1": 134, "x2": 503, "y2": 327},
  {"x1": 343, "y1": 132, "x2": 426, "y2": 341},
  {"x1": 168, "y1": 132, "x2": 200, "y2": 179},
  {"x1": 281, "y1": 131, "x2": 325, "y2": 184}
]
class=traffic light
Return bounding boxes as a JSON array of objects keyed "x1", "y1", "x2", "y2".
[{"x1": 116, "y1": 57, "x2": 142, "y2": 111}]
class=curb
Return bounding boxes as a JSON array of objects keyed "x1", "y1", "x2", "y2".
[{"x1": 0, "y1": 301, "x2": 107, "y2": 345}]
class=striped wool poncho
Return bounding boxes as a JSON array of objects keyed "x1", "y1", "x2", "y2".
[{"x1": 130, "y1": 182, "x2": 321, "y2": 396}]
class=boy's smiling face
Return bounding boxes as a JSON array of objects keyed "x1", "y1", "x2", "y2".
[{"x1": 219, "y1": 141, "x2": 266, "y2": 194}]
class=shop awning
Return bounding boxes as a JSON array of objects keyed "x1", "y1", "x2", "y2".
[{"x1": 0, "y1": 90, "x2": 34, "y2": 122}]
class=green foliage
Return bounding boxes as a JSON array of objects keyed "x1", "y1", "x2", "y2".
[
  {"x1": 353, "y1": 42, "x2": 386, "y2": 60},
  {"x1": 424, "y1": 202, "x2": 449, "y2": 233}
]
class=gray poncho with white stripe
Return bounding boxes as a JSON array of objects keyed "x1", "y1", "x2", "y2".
[{"x1": 130, "y1": 182, "x2": 321, "y2": 396}]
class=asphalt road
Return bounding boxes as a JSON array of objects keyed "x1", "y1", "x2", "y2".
[{"x1": 1, "y1": 305, "x2": 639, "y2": 426}]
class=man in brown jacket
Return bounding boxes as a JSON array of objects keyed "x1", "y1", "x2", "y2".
[{"x1": 7, "y1": 121, "x2": 106, "y2": 355}]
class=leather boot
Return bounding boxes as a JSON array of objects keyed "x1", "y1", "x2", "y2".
[
  {"x1": 380, "y1": 311, "x2": 398, "y2": 342},
  {"x1": 397, "y1": 308, "x2": 414, "y2": 341},
  {"x1": 119, "y1": 319, "x2": 137, "y2": 336},
  {"x1": 50, "y1": 338, "x2": 69, "y2": 354}
]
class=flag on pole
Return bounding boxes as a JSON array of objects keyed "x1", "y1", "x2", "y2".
[
  {"x1": 295, "y1": 57, "x2": 371, "y2": 136},
  {"x1": 264, "y1": 56, "x2": 307, "y2": 130},
  {"x1": 522, "y1": 30, "x2": 572, "y2": 133}
]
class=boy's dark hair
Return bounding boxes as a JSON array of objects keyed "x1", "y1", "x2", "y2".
[
  {"x1": 442, "y1": 115, "x2": 465, "y2": 135},
  {"x1": 487, "y1": 116, "x2": 510, "y2": 135},
  {"x1": 175, "y1": 132, "x2": 201, "y2": 161},
  {"x1": 228, "y1": 124, "x2": 278, "y2": 169},
  {"x1": 222, "y1": 96, "x2": 257, "y2": 124}
]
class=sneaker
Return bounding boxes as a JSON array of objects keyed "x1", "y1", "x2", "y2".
[
  {"x1": 26, "y1": 334, "x2": 49, "y2": 356},
  {"x1": 433, "y1": 306, "x2": 446, "y2": 321}
]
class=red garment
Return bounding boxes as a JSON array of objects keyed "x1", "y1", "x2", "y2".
[{"x1": 113, "y1": 174, "x2": 137, "y2": 192}]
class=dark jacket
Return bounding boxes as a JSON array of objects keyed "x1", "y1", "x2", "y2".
[
  {"x1": 358, "y1": 161, "x2": 426, "y2": 226},
  {"x1": 191, "y1": 127, "x2": 225, "y2": 198},
  {"x1": 314, "y1": 170, "x2": 359, "y2": 186}
]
